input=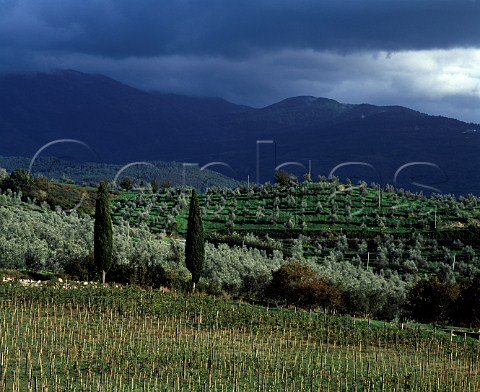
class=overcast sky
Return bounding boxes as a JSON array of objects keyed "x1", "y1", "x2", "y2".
[{"x1": 1, "y1": 0, "x2": 480, "y2": 123}]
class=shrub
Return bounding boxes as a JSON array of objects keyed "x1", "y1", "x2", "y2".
[
  {"x1": 64, "y1": 254, "x2": 97, "y2": 281},
  {"x1": 406, "y1": 277, "x2": 460, "y2": 325},
  {"x1": 454, "y1": 282, "x2": 480, "y2": 328},
  {"x1": 267, "y1": 260, "x2": 341, "y2": 310}
]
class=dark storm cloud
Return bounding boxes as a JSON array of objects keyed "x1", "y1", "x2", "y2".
[
  {"x1": 1, "y1": 0, "x2": 479, "y2": 124},
  {"x1": 1, "y1": 0, "x2": 479, "y2": 60}
]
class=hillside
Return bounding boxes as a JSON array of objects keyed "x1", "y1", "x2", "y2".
[
  {"x1": 0, "y1": 155, "x2": 239, "y2": 191},
  {"x1": 112, "y1": 180, "x2": 480, "y2": 284},
  {"x1": 1, "y1": 70, "x2": 479, "y2": 194},
  {"x1": 2, "y1": 177, "x2": 480, "y2": 325}
]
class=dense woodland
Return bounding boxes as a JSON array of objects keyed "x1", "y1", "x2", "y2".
[{"x1": 2, "y1": 166, "x2": 480, "y2": 327}]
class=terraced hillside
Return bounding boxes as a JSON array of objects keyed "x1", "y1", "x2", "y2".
[{"x1": 112, "y1": 179, "x2": 480, "y2": 281}]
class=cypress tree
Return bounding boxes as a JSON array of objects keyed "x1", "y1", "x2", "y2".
[
  {"x1": 94, "y1": 181, "x2": 113, "y2": 284},
  {"x1": 185, "y1": 189, "x2": 205, "y2": 291}
]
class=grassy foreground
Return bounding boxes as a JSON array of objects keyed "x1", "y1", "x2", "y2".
[{"x1": 1, "y1": 283, "x2": 479, "y2": 391}]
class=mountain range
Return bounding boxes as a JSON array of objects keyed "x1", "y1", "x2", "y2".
[{"x1": 1, "y1": 69, "x2": 479, "y2": 195}]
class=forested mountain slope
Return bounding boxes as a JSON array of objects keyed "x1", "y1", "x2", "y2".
[{"x1": 1, "y1": 70, "x2": 479, "y2": 194}]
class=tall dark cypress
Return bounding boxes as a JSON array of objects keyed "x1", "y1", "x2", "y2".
[
  {"x1": 185, "y1": 189, "x2": 205, "y2": 291},
  {"x1": 94, "y1": 181, "x2": 113, "y2": 284}
]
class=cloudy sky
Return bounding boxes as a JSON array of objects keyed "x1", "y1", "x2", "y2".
[{"x1": 1, "y1": 0, "x2": 480, "y2": 123}]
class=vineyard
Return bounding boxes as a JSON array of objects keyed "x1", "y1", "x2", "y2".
[
  {"x1": 3, "y1": 172, "x2": 480, "y2": 389},
  {"x1": 1, "y1": 283, "x2": 479, "y2": 391}
]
